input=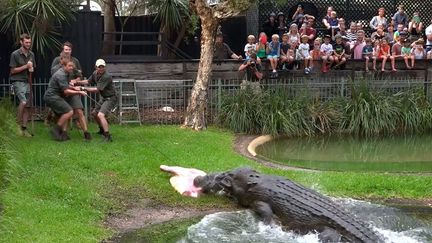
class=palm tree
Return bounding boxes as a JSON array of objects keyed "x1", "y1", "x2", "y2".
[
  {"x1": 147, "y1": 0, "x2": 191, "y2": 57},
  {"x1": 0, "y1": 0, "x2": 75, "y2": 57}
]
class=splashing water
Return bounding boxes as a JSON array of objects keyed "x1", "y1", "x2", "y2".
[{"x1": 179, "y1": 199, "x2": 432, "y2": 243}]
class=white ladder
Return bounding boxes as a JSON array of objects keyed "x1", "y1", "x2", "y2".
[{"x1": 118, "y1": 79, "x2": 141, "y2": 125}]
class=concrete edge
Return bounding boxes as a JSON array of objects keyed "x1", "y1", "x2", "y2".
[{"x1": 247, "y1": 135, "x2": 273, "y2": 157}]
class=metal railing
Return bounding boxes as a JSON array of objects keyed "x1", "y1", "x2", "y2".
[{"x1": 1, "y1": 77, "x2": 431, "y2": 125}]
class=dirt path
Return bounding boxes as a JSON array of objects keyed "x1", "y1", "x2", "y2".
[{"x1": 105, "y1": 199, "x2": 225, "y2": 233}]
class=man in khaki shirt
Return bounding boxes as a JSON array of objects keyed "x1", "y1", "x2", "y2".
[{"x1": 9, "y1": 33, "x2": 36, "y2": 137}]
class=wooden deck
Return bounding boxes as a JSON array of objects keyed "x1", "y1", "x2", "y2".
[{"x1": 106, "y1": 59, "x2": 432, "y2": 81}]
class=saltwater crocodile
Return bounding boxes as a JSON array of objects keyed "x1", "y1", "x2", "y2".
[{"x1": 191, "y1": 167, "x2": 384, "y2": 243}]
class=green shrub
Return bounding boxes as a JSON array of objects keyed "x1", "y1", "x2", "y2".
[
  {"x1": 393, "y1": 88, "x2": 432, "y2": 134},
  {"x1": 257, "y1": 89, "x2": 311, "y2": 136},
  {"x1": 308, "y1": 98, "x2": 344, "y2": 135},
  {"x1": 217, "y1": 86, "x2": 261, "y2": 134},
  {"x1": 340, "y1": 82, "x2": 400, "y2": 137},
  {"x1": 217, "y1": 80, "x2": 432, "y2": 138}
]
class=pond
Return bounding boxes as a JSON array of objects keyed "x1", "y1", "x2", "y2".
[
  {"x1": 115, "y1": 199, "x2": 432, "y2": 243},
  {"x1": 255, "y1": 134, "x2": 432, "y2": 172}
]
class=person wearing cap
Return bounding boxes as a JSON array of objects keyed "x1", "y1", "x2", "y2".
[
  {"x1": 75, "y1": 59, "x2": 117, "y2": 142},
  {"x1": 391, "y1": 5, "x2": 408, "y2": 28},
  {"x1": 277, "y1": 12, "x2": 288, "y2": 36},
  {"x1": 292, "y1": 4, "x2": 305, "y2": 27},
  {"x1": 10, "y1": 33, "x2": 36, "y2": 137},
  {"x1": 262, "y1": 12, "x2": 278, "y2": 38},
  {"x1": 243, "y1": 35, "x2": 257, "y2": 60},
  {"x1": 238, "y1": 53, "x2": 263, "y2": 81},
  {"x1": 44, "y1": 55, "x2": 88, "y2": 141}
]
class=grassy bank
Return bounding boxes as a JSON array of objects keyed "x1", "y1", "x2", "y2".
[{"x1": 0, "y1": 122, "x2": 431, "y2": 242}]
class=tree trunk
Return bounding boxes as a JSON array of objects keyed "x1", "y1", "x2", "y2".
[
  {"x1": 102, "y1": 0, "x2": 116, "y2": 56},
  {"x1": 183, "y1": 15, "x2": 218, "y2": 130}
]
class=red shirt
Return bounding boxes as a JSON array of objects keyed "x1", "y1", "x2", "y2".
[
  {"x1": 301, "y1": 27, "x2": 317, "y2": 46},
  {"x1": 378, "y1": 44, "x2": 390, "y2": 58}
]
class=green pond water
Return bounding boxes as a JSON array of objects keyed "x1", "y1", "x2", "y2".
[{"x1": 255, "y1": 134, "x2": 432, "y2": 172}]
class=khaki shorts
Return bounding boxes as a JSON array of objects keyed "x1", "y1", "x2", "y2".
[
  {"x1": 12, "y1": 81, "x2": 29, "y2": 104},
  {"x1": 93, "y1": 96, "x2": 118, "y2": 115},
  {"x1": 65, "y1": 95, "x2": 83, "y2": 109},
  {"x1": 45, "y1": 96, "x2": 73, "y2": 115}
]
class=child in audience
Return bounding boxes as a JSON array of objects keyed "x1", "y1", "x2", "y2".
[
  {"x1": 287, "y1": 23, "x2": 300, "y2": 49},
  {"x1": 411, "y1": 39, "x2": 425, "y2": 68},
  {"x1": 244, "y1": 35, "x2": 257, "y2": 60},
  {"x1": 320, "y1": 35, "x2": 334, "y2": 72},
  {"x1": 332, "y1": 34, "x2": 346, "y2": 69},
  {"x1": 267, "y1": 34, "x2": 281, "y2": 77},
  {"x1": 280, "y1": 33, "x2": 294, "y2": 69},
  {"x1": 329, "y1": 11, "x2": 339, "y2": 39},
  {"x1": 296, "y1": 35, "x2": 313, "y2": 74},
  {"x1": 393, "y1": 24, "x2": 404, "y2": 43},
  {"x1": 310, "y1": 38, "x2": 322, "y2": 71},
  {"x1": 427, "y1": 50, "x2": 432, "y2": 60},
  {"x1": 387, "y1": 24, "x2": 395, "y2": 45},
  {"x1": 377, "y1": 39, "x2": 390, "y2": 71},
  {"x1": 256, "y1": 32, "x2": 268, "y2": 61},
  {"x1": 401, "y1": 40, "x2": 414, "y2": 69},
  {"x1": 362, "y1": 38, "x2": 375, "y2": 71}
]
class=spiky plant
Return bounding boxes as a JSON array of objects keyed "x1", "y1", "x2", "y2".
[
  {"x1": 341, "y1": 81, "x2": 400, "y2": 137},
  {"x1": 0, "y1": 0, "x2": 75, "y2": 57},
  {"x1": 217, "y1": 86, "x2": 262, "y2": 134}
]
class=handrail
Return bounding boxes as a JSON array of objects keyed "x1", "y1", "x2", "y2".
[
  {"x1": 102, "y1": 32, "x2": 162, "y2": 35},
  {"x1": 164, "y1": 41, "x2": 193, "y2": 59}
]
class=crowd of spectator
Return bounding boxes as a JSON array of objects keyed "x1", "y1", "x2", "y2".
[{"x1": 221, "y1": 4, "x2": 432, "y2": 79}]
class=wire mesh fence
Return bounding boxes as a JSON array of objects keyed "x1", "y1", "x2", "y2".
[{"x1": 1, "y1": 76, "x2": 431, "y2": 125}]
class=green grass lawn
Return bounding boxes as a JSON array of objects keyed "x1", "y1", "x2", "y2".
[{"x1": 1, "y1": 122, "x2": 432, "y2": 242}]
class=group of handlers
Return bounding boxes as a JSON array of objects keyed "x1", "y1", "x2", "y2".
[{"x1": 9, "y1": 34, "x2": 117, "y2": 142}]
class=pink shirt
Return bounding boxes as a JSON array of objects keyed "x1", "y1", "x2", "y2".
[{"x1": 352, "y1": 41, "x2": 366, "y2": 59}]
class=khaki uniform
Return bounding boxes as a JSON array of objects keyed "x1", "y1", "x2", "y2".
[
  {"x1": 9, "y1": 48, "x2": 36, "y2": 103},
  {"x1": 44, "y1": 68, "x2": 72, "y2": 114},
  {"x1": 88, "y1": 71, "x2": 117, "y2": 115}
]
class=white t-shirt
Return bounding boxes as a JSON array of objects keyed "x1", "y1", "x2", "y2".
[
  {"x1": 320, "y1": 43, "x2": 333, "y2": 55},
  {"x1": 297, "y1": 43, "x2": 310, "y2": 58},
  {"x1": 426, "y1": 25, "x2": 432, "y2": 46},
  {"x1": 244, "y1": 43, "x2": 257, "y2": 57}
]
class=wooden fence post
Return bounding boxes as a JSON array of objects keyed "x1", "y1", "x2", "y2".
[{"x1": 424, "y1": 59, "x2": 429, "y2": 97}]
